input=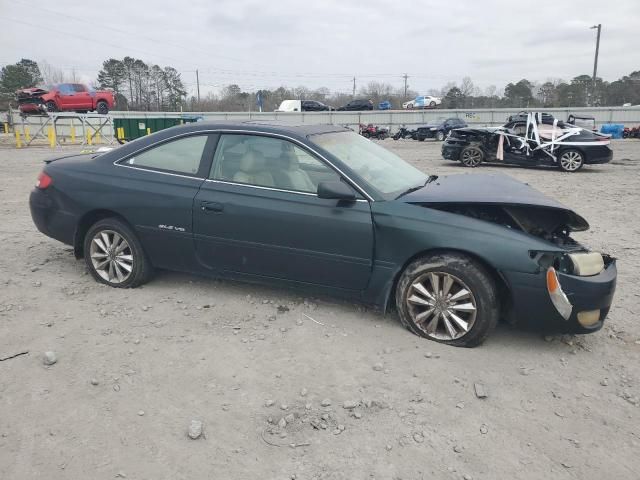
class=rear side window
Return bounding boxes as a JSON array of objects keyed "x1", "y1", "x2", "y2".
[{"x1": 123, "y1": 135, "x2": 208, "y2": 175}]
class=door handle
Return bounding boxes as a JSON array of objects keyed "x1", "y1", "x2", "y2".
[{"x1": 201, "y1": 201, "x2": 224, "y2": 213}]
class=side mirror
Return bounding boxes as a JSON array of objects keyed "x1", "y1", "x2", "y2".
[{"x1": 317, "y1": 181, "x2": 356, "y2": 201}]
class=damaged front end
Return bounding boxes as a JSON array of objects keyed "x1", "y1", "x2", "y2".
[
  {"x1": 16, "y1": 87, "x2": 49, "y2": 113},
  {"x1": 427, "y1": 203, "x2": 585, "y2": 247},
  {"x1": 397, "y1": 173, "x2": 616, "y2": 332}
]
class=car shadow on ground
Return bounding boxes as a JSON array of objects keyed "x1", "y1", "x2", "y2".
[
  {"x1": 149, "y1": 268, "x2": 549, "y2": 347},
  {"x1": 443, "y1": 162, "x2": 608, "y2": 174}
]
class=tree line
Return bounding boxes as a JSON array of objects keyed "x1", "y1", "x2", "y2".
[{"x1": 1, "y1": 57, "x2": 639, "y2": 112}]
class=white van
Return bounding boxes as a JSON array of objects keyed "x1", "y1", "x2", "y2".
[{"x1": 275, "y1": 100, "x2": 302, "y2": 112}]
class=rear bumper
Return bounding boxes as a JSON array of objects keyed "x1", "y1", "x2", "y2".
[
  {"x1": 30, "y1": 188, "x2": 76, "y2": 246},
  {"x1": 584, "y1": 145, "x2": 613, "y2": 164},
  {"x1": 503, "y1": 260, "x2": 617, "y2": 333}
]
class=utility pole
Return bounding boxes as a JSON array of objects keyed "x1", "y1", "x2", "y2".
[
  {"x1": 590, "y1": 24, "x2": 601, "y2": 106},
  {"x1": 402, "y1": 73, "x2": 409, "y2": 99},
  {"x1": 196, "y1": 69, "x2": 201, "y2": 103},
  {"x1": 352, "y1": 76, "x2": 356, "y2": 97}
]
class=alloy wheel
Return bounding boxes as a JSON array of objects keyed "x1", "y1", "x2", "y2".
[
  {"x1": 89, "y1": 230, "x2": 134, "y2": 284},
  {"x1": 560, "y1": 151, "x2": 583, "y2": 171},
  {"x1": 405, "y1": 272, "x2": 477, "y2": 341},
  {"x1": 461, "y1": 148, "x2": 482, "y2": 166}
]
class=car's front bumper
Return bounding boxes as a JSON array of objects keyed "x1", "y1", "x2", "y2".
[{"x1": 503, "y1": 259, "x2": 617, "y2": 333}]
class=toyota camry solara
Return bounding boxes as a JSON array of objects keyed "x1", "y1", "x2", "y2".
[{"x1": 29, "y1": 121, "x2": 617, "y2": 347}]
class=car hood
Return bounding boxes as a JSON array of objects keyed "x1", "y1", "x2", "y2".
[{"x1": 399, "y1": 173, "x2": 589, "y2": 231}]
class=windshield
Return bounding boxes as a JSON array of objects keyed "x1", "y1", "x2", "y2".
[{"x1": 310, "y1": 131, "x2": 427, "y2": 198}]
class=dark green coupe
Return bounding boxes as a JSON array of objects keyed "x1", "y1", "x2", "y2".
[{"x1": 30, "y1": 121, "x2": 617, "y2": 347}]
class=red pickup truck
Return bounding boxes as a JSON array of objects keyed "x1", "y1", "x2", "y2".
[{"x1": 16, "y1": 83, "x2": 115, "y2": 115}]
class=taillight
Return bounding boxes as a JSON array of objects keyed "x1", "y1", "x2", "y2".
[{"x1": 36, "y1": 172, "x2": 52, "y2": 189}]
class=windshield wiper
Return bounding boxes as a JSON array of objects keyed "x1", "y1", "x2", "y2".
[{"x1": 395, "y1": 175, "x2": 438, "y2": 199}]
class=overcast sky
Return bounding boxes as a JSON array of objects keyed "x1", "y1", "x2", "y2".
[{"x1": 1, "y1": 0, "x2": 638, "y2": 97}]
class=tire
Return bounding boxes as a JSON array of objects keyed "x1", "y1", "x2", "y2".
[
  {"x1": 46, "y1": 101, "x2": 57, "y2": 113},
  {"x1": 418, "y1": 137, "x2": 425, "y2": 142},
  {"x1": 96, "y1": 101, "x2": 109, "y2": 115},
  {"x1": 395, "y1": 253, "x2": 499, "y2": 347},
  {"x1": 429, "y1": 101, "x2": 436, "y2": 107},
  {"x1": 436, "y1": 130, "x2": 446, "y2": 141},
  {"x1": 558, "y1": 149, "x2": 584, "y2": 172},
  {"x1": 83, "y1": 218, "x2": 153, "y2": 288},
  {"x1": 460, "y1": 145, "x2": 483, "y2": 167}
]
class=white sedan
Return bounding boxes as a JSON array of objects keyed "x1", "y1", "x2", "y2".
[{"x1": 403, "y1": 96, "x2": 442, "y2": 109}]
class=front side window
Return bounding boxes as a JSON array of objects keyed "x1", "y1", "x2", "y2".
[
  {"x1": 123, "y1": 135, "x2": 208, "y2": 175},
  {"x1": 57, "y1": 84, "x2": 74, "y2": 95},
  {"x1": 211, "y1": 134, "x2": 339, "y2": 194}
]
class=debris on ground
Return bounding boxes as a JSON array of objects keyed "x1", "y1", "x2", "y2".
[
  {"x1": 42, "y1": 351, "x2": 57, "y2": 366},
  {"x1": 188, "y1": 420, "x2": 203, "y2": 440}
]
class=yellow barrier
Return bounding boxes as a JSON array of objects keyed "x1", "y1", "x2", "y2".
[
  {"x1": 47, "y1": 127, "x2": 55, "y2": 148},
  {"x1": 25, "y1": 126, "x2": 31, "y2": 142},
  {"x1": 87, "y1": 130, "x2": 93, "y2": 146},
  {"x1": 95, "y1": 132, "x2": 101, "y2": 144},
  {"x1": 15, "y1": 131, "x2": 22, "y2": 148},
  {"x1": 3, "y1": 123, "x2": 8, "y2": 134},
  {"x1": 146, "y1": 127, "x2": 151, "y2": 135},
  {"x1": 70, "y1": 125, "x2": 76, "y2": 144}
]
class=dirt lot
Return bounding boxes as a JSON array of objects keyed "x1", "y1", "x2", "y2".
[{"x1": 1, "y1": 139, "x2": 639, "y2": 480}]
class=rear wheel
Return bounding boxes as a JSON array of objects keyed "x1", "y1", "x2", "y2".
[
  {"x1": 395, "y1": 253, "x2": 499, "y2": 347},
  {"x1": 558, "y1": 149, "x2": 584, "y2": 172},
  {"x1": 83, "y1": 218, "x2": 153, "y2": 288},
  {"x1": 96, "y1": 101, "x2": 109, "y2": 115},
  {"x1": 460, "y1": 146, "x2": 483, "y2": 167}
]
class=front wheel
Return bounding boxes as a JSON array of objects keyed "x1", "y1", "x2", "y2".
[
  {"x1": 429, "y1": 101, "x2": 436, "y2": 107},
  {"x1": 83, "y1": 218, "x2": 153, "y2": 288},
  {"x1": 460, "y1": 146, "x2": 483, "y2": 167},
  {"x1": 395, "y1": 253, "x2": 499, "y2": 347},
  {"x1": 436, "y1": 130, "x2": 446, "y2": 141},
  {"x1": 558, "y1": 149, "x2": 584, "y2": 172},
  {"x1": 46, "y1": 101, "x2": 57, "y2": 113}
]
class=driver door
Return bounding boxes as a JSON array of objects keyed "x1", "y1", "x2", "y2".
[{"x1": 192, "y1": 133, "x2": 374, "y2": 290}]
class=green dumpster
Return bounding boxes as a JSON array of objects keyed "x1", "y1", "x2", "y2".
[{"x1": 114, "y1": 116, "x2": 202, "y2": 143}]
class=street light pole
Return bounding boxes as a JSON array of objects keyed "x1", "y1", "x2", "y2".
[{"x1": 590, "y1": 24, "x2": 601, "y2": 106}]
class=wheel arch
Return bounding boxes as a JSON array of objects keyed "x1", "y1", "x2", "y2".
[
  {"x1": 383, "y1": 247, "x2": 512, "y2": 319},
  {"x1": 73, "y1": 209, "x2": 135, "y2": 259}
]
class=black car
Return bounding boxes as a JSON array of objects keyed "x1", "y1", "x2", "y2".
[
  {"x1": 30, "y1": 121, "x2": 616, "y2": 347},
  {"x1": 442, "y1": 112, "x2": 613, "y2": 172},
  {"x1": 416, "y1": 117, "x2": 468, "y2": 141},
  {"x1": 337, "y1": 99, "x2": 374, "y2": 111},
  {"x1": 302, "y1": 100, "x2": 332, "y2": 112}
]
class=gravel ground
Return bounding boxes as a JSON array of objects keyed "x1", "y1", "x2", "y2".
[{"x1": 1, "y1": 139, "x2": 639, "y2": 480}]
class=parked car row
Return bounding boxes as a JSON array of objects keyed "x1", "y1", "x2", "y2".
[
  {"x1": 275, "y1": 94, "x2": 443, "y2": 112},
  {"x1": 390, "y1": 118, "x2": 468, "y2": 141}
]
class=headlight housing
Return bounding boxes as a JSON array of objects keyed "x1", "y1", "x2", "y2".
[
  {"x1": 530, "y1": 251, "x2": 605, "y2": 277},
  {"x1": 567, "y1": 252, "x2": 604, "y2": 276}
]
